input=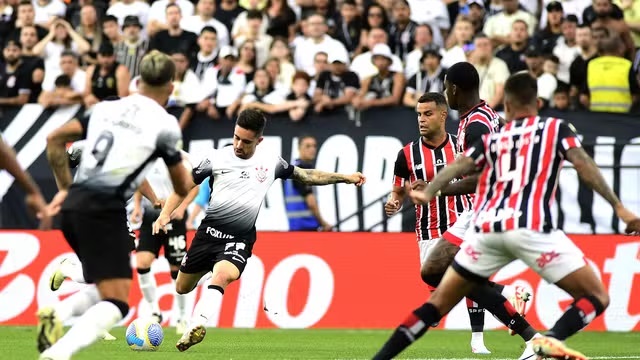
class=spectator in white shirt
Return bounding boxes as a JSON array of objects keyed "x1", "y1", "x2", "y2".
[
  {"x1": 354, "y1": 43, "x2": 405, "y2": 111},
  {"x1": 231, "y1": 4, "x2": 269, "y2": 41},
  {"x1": 552, "y1": 16, "x2": 581, "y2": 84},
  {"x1": 405, "y1": 24, "x2": 439, "y2": 78},
  {"x1": 469, "y1": 34, "x2": 510, "y2": 109},
  {"x1": 198, "y1": 45, "x2": 246, "y2": 119},
  {"x1": 441, "y1": 15, "x2": 474, "y2": 69},
  {"x1": 350, "y1": 28, "x2": 403, "y2": 80},
  {"x1": 167, "y1": 50, "x2": 202, "y2": 109},
  {"x1": 180, "y1": 0, "x2": 230, "y2": 47},
  {"x1": 293, "y1": 13, "x2": 349, "y2": 77},
  {"x1": 147, "y1": 0, "x2": 194, "y2": 36},
  {"x1": 406, "y1": 0, "x2": 450, "y2": 46},
  {"x1": 482, "y1": 0, "x2": 537, "y2": 47},
  {"x1": 38, "y1": 50, "x2": 85, "y2": 107},
  {"x1": 106, "y1": 0, "x2": 151, "y2": 32},
  {"x1": 403, "y1": 48, "x2": 446, "y2": 108},
  {"x1": 32, "y1": 18, "x2": 90, "y2": 80},
  {"x1": 235, "y1": 10, "x2": 273, "y2": 68},
  {"x1": 33, "y1": 0, "x2": 65, "y2": 28}
]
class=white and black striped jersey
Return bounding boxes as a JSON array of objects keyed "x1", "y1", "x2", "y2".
[
  {"x1": 63, "y1": 94, "x2": 183, "y2": 211},
  {"x1": 191, "y1": 146, "x2": 294, "y2": 242}
]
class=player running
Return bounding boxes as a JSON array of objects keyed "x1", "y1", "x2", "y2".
[
  {"x1": 37, "y1": 50, "x2": 193, "y2": 360},
  {"x1": 48, "y1": 140, "x2": 197, "y2": 336},
  {"x1": 373, "y1": 72, "x2": 640, "y2": 360},
  {"x1": 386, "y1": 92, "x2": 538, "y2": 359},
  {"x1": 152, "y1": 108, "x2": 366, "y2": 352}
]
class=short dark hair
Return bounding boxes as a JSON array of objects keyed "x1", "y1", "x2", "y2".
[
  {"x1": 246, "y1": 9, "x2": 262, "y2": 20},
  {"x1": 341, "y1": 0, "x2": 356, "y2": 7},
  {"x1": 417, "y1": 92, "x2": 447, "y2": 109},
  {"x1": 4, "y1": 39, "x2": 22, "y2": 49},
  {"x1": 166, "y1": 3, "x2": 180, "y2": 12},
  {"x1": 102, "y1": 15, "x2": 118, "y2": 25},
  {"x1": 554, "y1": 83, "x2": 570, "y2": 95},
  {"x1": 18, "y1": 0, "x2": 32, "y2": 8},
  {"x1": 200, "y1": 26, "x2": 217, "y2": 35},
  {"x1": 60, "y1": 50, "x2": 78, "y2": 60},
  {"x1": 54, "y1": 74, "x2": 71, "y2": 88},
  {"x1": 237, "y1": 109, "x2": 267, "y2": 135},
  {"x1": 298, "y1": 134, "x2": 316, "y2": 145},
  {"x1": 564, "y1": 14, "x2": 579, "y2": 24},
  {"x1": 446, "y1": 62, "x2": 479, "y2": 92},
  {"x1": 512, "y1": 19, "x2": 528, "y2": 29},
  {"x1": 504, "y1": 72, "x2": 538, "y2": 107},
  {"x1": 546, "y1": 54, "x2": 560, "y2": 64}
]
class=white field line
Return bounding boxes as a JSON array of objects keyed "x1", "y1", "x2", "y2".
[{"x1": 334, "y1": 357, "x2": 640, "y2": 360}]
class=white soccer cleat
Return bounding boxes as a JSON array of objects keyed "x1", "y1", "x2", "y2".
[
  {"x1": 39, "y1": 352, "x2": 70, "y2": 360},
  {"x1": 519, "y1": 333, "x2": 542, "y2": 360},
  {"x1": 176, "y1": 319, "x2": 188, "y2": 335},
  {"x1": 509, "y1": 285, "x2": 532, "y2": 336},
  {"x1": 101, "y1": 331, "x2": 117, "y2": 341},
  {"x1": 471, "y1": 344, "x2": 491, "y2": 354},
  {"x1": 48, "y1": 259, "x2": 69, "y2": 292},
  {"x1": 176, "y1": 325, "x2": 206, "y2": 352}
]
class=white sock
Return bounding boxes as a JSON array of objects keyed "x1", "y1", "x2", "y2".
[
  {"x1": 189, "y1": 285, "x2": 223, "y2": 328},
  {"x1": 138, "y1": 270, "x2": 160, "y2": 314},
  {"x1": 501, "y1": 285, "x2": 516, "y2": 299},
  {"x1": 471, "y1": 331, "x2": 485, "y2": 343},
  {"x1": 46, "y1": 301, "x2": 123, "y2": 357},
  {"x1": 54, "y1": 285, "x2": 101, "y2": 322},
  {"x1": 62, "y1": 260, "x2": 86, "y2": 284},
  {"x1": 196, "y1": 272, "x2": 212, "y2": 287}
]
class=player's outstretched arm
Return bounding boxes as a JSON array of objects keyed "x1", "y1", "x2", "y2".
[
  {"x1": 566, "y1": 147, "x2": 640, "y2": 234},
  {"x1": 439, "y1": 174, "x2": 479, "y2": 196},
  {"x1": 290, "y1": 166, "x2": 366, "y2": 186},
  {"x1": 410, "y1": 156, "x2": 476, "y2": 205}
]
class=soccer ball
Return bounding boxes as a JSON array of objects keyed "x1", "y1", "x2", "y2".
[{"x1": 125, "y1": 318, "x2": 164, "y2": 351}]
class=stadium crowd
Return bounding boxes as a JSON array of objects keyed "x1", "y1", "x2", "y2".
[{"x1": 1, "y1": 0, "x2": 639, "y2": 125}]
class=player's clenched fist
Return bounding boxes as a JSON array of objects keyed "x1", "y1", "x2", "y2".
[
  {"x1": 384, "y1": 198, "x2": 401, "y2": 216},
  {"x1": 346, "y1": 172, "x2": 366, "y2": 186}
]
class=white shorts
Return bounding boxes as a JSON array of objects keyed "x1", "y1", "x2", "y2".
[
  {"x1": 454, "y1": 229, "x2": 587, "y2": 284},
  {"x1": 418, "y1": 238, "x2": 443, "y2": 266},
  {"x1": 443, "y1": 210, "x2": 474, "y2": 246}
]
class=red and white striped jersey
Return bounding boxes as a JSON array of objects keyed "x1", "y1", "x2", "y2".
[
  {"x1": 393, "y1": 135, "x2": 472, "y2": 241},
  {"x1": 464, "y1": 116, "x2": 582, "y2": 233},
  {"x1": 456, "y1": 100, "x2": 501, "y2": 155}
]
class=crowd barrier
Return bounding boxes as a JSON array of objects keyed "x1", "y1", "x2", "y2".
[{"x1": 1, "y1": 230, "x2": 639, "y2": 331}]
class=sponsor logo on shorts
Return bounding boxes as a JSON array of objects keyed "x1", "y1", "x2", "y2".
[
  {"x1": 206, "y1": 226, "x2": 235, "y2": 240},
  {"x1": 180, "y1": 254, "x2": 188, "y2": 266},
  {"x1": 536, "y1": 250, "x2": 560, "y2": 268},
  {"x1": 464, "y1": 244, "x2": 481, "y2": 261}
]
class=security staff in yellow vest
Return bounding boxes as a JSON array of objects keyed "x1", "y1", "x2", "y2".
[
  {"x1": 583, "y1": 33, "x2": 639, "y2": 113},
  {"x1": 284, "y1": 136, "x2": 332, "y2": 231}
]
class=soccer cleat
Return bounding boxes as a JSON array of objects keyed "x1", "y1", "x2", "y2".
[
  {"x1": 519, "y1": 333, "x2": 543, "y2": 360},
  {"x1": 509, "y1": 286, "x2": 532, "y2": 336},
  {"x1": 471, "y1": 344, "x2": 491, "y2": 354},
  {"x1": 532, "y1": 335, "x2": 588, "y2": 360},
  {"x1": 38, "y1": 353, "x2": 70, "y2": 360},
  {"x1": 36, "y1": 307, "x2": 63, "y2": 353},
  {"x1": 176, "y1": 319, "x2": 188, "y2": 335},
  {"x1": 151, "y1": 312, "x2": 163, "y2": 324},
  {"x1": 101, "y1": 331, "x2": 117, "y2": 341},
  {"x1": 49, "y1": 259, "x2": 69, "y2": 291},
  {"x1": 176, "y1": 325, "x2": 206, "y2": 352}
]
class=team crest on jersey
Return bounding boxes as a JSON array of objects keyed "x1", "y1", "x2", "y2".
[{"x1": 255, "y1": 166, "x2": 268, "y2": 182}]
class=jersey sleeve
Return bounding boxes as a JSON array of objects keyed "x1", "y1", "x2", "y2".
[
  {"x1": 393, "y1": 149, "x2": 410, "y2": 187},
  {"x1": 76, "y1": 113, "x2": 91, "y2": 140},
  {"x1": 464, "y1": 135, "x2": 488, "y2": 169},
  {"x1": 464, "y1": 121, "x2": 493, "y2": 151},
  {"x1": 275, "y1": 156, "x2": 294, "y2": 180},
  {"x1": 191, "y1": 152, "x2": 214, "y2": 185},
  {"x1": 557, "y1": 120, "x2": 582, "y2": 157},
  {"x1": 155, "y1": 121, "x2": 183, "y2": 167}
]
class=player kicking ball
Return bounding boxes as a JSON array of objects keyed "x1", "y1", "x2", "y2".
[
  {"x1": 152, "y1": 108, "x2": 366, "y2": 352},
  {"x1": 372, "y1": 72, "x2": 640, "y2": 360}
]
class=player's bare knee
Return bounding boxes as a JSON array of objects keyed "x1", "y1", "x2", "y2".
[
  {"x1": 420, "y1": 266, "x2": 444, "y2": 287},
  {"x1": 175, "y1": 280, "x2": 194, "y2": 295},
  {"x1": 210, "y1": 271, "x2": 236, "y2": 288},
  {"x1": 135, "y1": 251, "x2": 155, "y2": 269}
]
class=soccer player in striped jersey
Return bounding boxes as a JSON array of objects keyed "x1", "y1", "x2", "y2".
[
  {"x1": 374, "y1": 72, "x2": 640, "y2": 360},
  {"x1": 386, "y1": 92, "x2": 538, "y2": 359}
]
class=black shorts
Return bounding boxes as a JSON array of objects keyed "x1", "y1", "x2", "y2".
[
  {"x1": 61, "y1": 208, "x2": 132, "y2": 283},
  {"x1": 137, "y1": 208, "x2": 187, "y2": 266},
  {"x1": 180, "y1": 226, "x2": 253, "y2": 276}
]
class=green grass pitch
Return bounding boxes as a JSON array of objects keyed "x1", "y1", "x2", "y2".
[{"x1": 8, "y1": 327, "x2": 640, "y2": 359}]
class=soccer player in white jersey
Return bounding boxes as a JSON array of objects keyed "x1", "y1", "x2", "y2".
[
  {"x1": 48, "y1": 141, "x2": 197, "y2": 336},
  {"x1": 37, "y1": 50, "x2": 193, "y2": 360},
  {"x1": 152, "y1": 108, "x2": 366, "y2": 352}
]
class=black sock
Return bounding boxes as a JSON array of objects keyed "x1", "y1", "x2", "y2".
[
  {"x1": 547, "y1": 295, "x2": 605, "y2": 341},
  {"x1": 372, "y1": 303, "x2": 441, "y2": 360},
  {"x1": 468, "y1": 283, "x2": 537, "y2": 341},
  {"x1": 466, "y1": 298, "x2": 485, "y2": 333}
]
